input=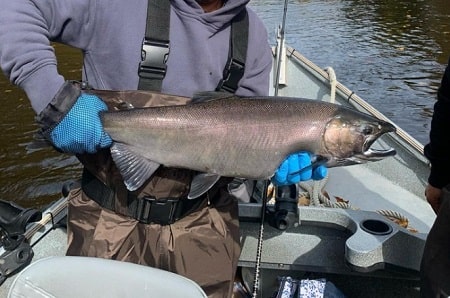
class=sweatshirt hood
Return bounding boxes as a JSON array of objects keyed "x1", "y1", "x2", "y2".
[{"x1": 171, "y1": 0, "x2": 250, "y2": 31}]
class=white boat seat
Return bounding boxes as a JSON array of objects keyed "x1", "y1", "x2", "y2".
[{"x1": 8, "y1": 256, "x2": 207, "y2": 298}]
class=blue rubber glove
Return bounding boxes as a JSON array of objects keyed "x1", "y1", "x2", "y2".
[
  {"x1": 50, "y1": 94, "x2": 112, "y2": 154},
  {"x1": 272, "y1": 152, "x2": 327, "y2": 186}
]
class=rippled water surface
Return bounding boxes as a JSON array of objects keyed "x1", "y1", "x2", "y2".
[
  {"x1": 250, "y1": 0, "x2": 450, "y2": 143},
  {"x1": 0, "y1": 45, "x2": 83, "y2": 207},
  {"x1": 1, "y1": 0, "x2": 449, "y2": 208}
]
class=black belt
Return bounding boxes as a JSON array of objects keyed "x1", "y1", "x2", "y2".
[{"x1": 81, "y1": 170, "x2": 206, "y2": 225}]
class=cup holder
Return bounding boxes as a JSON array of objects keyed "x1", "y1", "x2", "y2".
[{"x1": 360, "y1": 219, "x2": 393, "y2": 235}]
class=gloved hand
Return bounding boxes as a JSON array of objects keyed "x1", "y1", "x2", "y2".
[
  {"x1": 49, "y1": 94, "x2": 112, "y2": 154},
  {"x1": 272, "y1": 152, "x2": 327, "y2": 186}
]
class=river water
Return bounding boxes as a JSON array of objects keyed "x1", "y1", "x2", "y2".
[{"x1": 0, "y1": 0, "x2": 449, "y2": 208}]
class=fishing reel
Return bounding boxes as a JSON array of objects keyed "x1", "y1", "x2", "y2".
[
  {"x1": 270, "y1": 184, "x2": 299, "y2": 230},
  {"x1": 0, "y1": 200, "x2": 41, "y2": 285}
]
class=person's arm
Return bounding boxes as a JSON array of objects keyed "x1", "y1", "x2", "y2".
[
  {"x1": 424, "y1": 57, "x2": 450, "y2": 213},
  {"x1": 0, "y1": 0, "x2": 93, "y2": 113},
  {"x1": 0, "y1": 1, "x2": 111, "y2": 154}
]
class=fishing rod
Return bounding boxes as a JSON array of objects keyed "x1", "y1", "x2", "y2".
[
  {"x1": 251, "y1": 1, "x2": 290, "y2": 297},
  {"x1": 273, "y1": 0, "x2": 289, "y2": 96}
]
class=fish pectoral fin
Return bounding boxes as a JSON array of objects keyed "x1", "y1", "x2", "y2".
[
  {"x1": 110, "y1": 143, "x2": 160, "y2": 191},
  {"x1": 191, "y1": 91, "x2": 234, "y2": 104},
  {"x1": 188, "y1": 173, "x2": 221, "y2": 199}
]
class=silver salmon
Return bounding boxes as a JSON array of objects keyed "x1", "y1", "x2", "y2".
[{"x1": 101, "y1": 92, "x2": 396, "y2": 197}]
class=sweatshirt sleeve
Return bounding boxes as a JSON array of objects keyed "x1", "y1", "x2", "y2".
[
  {"x1": 236, "y1": 9, "x2": 272, "y2": 97},
  {"x1": 0, "y1": 0, "x2": 94, "y2": 113},
  {"x1": 424, "y1": 57, "x2": 450, "y2": 188}
]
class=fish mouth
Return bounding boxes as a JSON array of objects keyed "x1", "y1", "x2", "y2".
[{"x1": 358, "y1": 121, "x2": 397, "y2": 161}]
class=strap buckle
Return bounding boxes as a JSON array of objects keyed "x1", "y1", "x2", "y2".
[
  {"x1": 138, "y1": 39, "x2": 170, "y2": 80},
  {"x1": 216, "y1": 58, "x2": 245, "y2": 93},
  {"x1": 135, "y1": 196, "x2": 178, "y2": 225}
]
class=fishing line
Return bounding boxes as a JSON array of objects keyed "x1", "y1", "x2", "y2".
[{"x1": 251, "y1": 179, "x2": 268, "y2": 298}]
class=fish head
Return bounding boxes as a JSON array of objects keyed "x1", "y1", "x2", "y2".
[{"x1": 322, "y1": 113, "x2": 396, "y2": 167}]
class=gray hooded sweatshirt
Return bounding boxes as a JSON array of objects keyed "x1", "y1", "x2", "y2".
[{"x1": 0, "y1": 0, "x2": 272, "y2": 113}]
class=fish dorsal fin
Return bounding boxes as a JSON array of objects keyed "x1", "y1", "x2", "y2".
[
  {"x1": 188, "y1": 173, "x2": 221, "y2": 199},
  {"x1": 110, "y1": 143, "x2": 160, "y2": 191},
  {"x1": 191, "y1": 91, "x2": 234, "y2": 104}
]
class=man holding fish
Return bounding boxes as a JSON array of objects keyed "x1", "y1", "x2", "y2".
[{"x1": 0, "y1": 0, "x2": 327, "y2": 296}]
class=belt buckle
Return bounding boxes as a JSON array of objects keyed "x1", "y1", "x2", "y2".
[{"x1": 136, "y1": 196, "x2": 178, "y2": 225}]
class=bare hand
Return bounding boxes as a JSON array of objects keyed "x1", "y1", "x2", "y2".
[{"x1": 425, "y1": 184, "x2": 442, "y2": 214}]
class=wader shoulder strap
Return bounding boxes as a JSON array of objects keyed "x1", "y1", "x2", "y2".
[
  {"x1": 138, "y1": 0, "x2": 248, "y2": 93},
  {"x1": 216, "y1": 9, "x2": 248, "y2": 93},
  {"x1": 138, "y1": 0, "x2": 171, "y2": 91}
]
